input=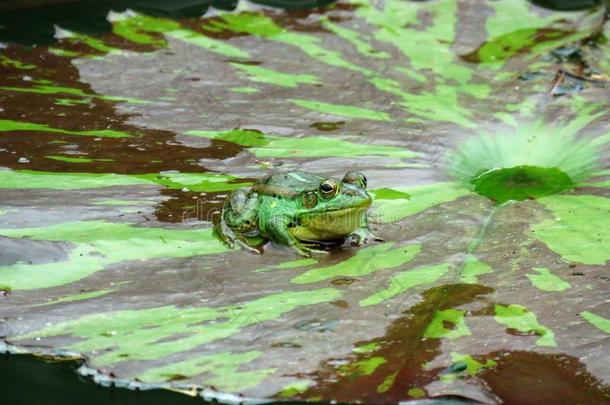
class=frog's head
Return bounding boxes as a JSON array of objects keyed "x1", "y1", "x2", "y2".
[{"x1": 293, "y1": 171, "x2": 372, "y2": 241}]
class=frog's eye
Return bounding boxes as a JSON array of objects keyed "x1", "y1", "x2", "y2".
[
  {"x1": 319, "y1": 179, "x2": 338, "y2": 198},
  {"x1": 302, "y1": 192, "x2": 318, "y2": 208},
  {"x1": 343, "y1": 171, "x2": 367, "y2": 189}
]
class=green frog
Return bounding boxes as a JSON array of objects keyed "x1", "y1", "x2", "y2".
[{"x1": 217, "y1": 171, "x2": 380, "y2": 256}]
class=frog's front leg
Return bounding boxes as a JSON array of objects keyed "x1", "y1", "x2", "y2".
[
  {"x1": 265, "y1": 215, "x2": 313, "y2": 257},
  {"x1": 349, "y1": 211, "x2": 384, "y2": 245}
]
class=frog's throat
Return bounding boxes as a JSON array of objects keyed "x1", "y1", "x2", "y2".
[{"x1": 293, "y1": 206, "x2": 367, "y2": 241}]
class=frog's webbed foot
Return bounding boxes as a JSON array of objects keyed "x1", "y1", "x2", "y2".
[
  {"x1": 293, "y1": 241, "x2": 331, "y2": 257},
  {"x1": 349, "y1": 228, "x2": 384, "y2": 246}
]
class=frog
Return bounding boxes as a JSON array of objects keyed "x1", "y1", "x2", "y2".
[{"x1": 217, "y1": 170, "x2": 381, "y2": 256}]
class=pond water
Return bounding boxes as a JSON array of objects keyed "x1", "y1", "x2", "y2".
[{"x1": 0, "y1": 0, "x2": 609, "y2": 403}]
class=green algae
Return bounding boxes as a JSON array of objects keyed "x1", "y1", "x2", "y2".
[
  {"x1": 460, "y1": 255, "x2": 493, "y2": 284},
  {"x1": 526, "y1": 268, "x2": 571, "y2": 292},
  {"x1": 533, "y1": 195, "x2": 610, "y2": 265},
  {"x1": 580, "y1": 311, "x2": 610, "y2": 334},
  {"x1": 230, "y1": 63, "x2": 320, "y2": 88},
  {"x1": 470, "y1": 165, "x2": 575, "y2": 205},
  {"x1": 291, "y1": 242, "x2": 421, "y2": 284},
  {"x1": 423, "y1": 309, "x2": 471, "y2": 340},
  {"x1": 371, "y1": 182, "x2": 470, "y2": 223},
  {"x1": 184, "y1": 129, "x2": 418, "y2": 158},
  {"x1": 494, "y1": 304, "x2": 557, "y2": 347},
  {"x1": 34, "y1": 289, "x2": 115, "y2": 307},
  {"x1": 289, "y1": 99, "x2": 391, "y2": 121},
  {"x1": 0, "y1": 119, "x2": 130, "y2": 138},
  {"x1": 0, "y1": 221, "x2": 230, "y2": 290},
  {"x1": 138, "y1": 350, "x2": 275, "y2": 391},
  {"x1": 17, "y1": 288, "x2": 341, "y2": 364},
  {"x1": 359, "y1": 263, "x2": 451, "y2": 307}
]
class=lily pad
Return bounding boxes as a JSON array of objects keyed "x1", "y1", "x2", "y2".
[{"x1": 0, "y1": 0, "x2": 609, "y2": 403}]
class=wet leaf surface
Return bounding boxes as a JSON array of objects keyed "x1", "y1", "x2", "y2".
[{"x1": 0, "y1": 0, "x2": 609, "y2": 403}]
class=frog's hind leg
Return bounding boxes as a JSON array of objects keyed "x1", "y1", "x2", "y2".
[{"x1": 216, "y1": 217, "x2": 263, "y2": 254}]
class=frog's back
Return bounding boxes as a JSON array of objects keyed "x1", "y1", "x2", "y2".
[{"x1": 260, "y1": 171, "x2": 323, "y2": 193}]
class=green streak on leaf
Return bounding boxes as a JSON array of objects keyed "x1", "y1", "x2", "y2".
[
  {"x1": 255, "y1": 258, "x2": 318, "y2": 273},
  {"x1": 526, "y1": 267, "x2": 571, "y2": 292},
  {"x1": 0, "y1": 221, "x2": 229, "y2": 290},
  {"x1": 230, "y1": 63, "x2": 320, "y2": 88},
  {"x1": 494, "y1": 304, "x2": 557, "y2": 347},
  {"x1": 371, "y1": 183, "x2": 470, "y2": 223},
  {"x1": 440, "y1": 352, "x2": 496, "y2": 382},
  {"x1": 534, "y1": 195, "x2": 610, "y2": 265},
  {"x1": 292, "y1": 242, "x2": 421, "y2": 284},
  {"x1": 278, "y1": 380, "x2": 314, "y2": 397},
  {"x1": 371, "y1": 188, "x2": 410, "y2": 200},
  {"x1": 229, "y1": 86, "x2": 259, "y2": 93},
  {"x1": 48, "y1": 48, "x2": 81, "y2": 57},
  {"x1": 0, "y1": 55, "x2": 35, "y2": 70},
  {"x1": 34, "y1": 289, "x2": 115, "y2": 307},
  {"x1": 112, "y1": 14, "x2": 179, "y2": 46},
  {"x1": 46, "y1": 155, "x2": 95, "y2": 163},
  {"x1": 289, "y1": 99, "x2": 391, "y2": 121},
  {"x1": 185, "y1": 129, "x2": 268, "y2": 147},
  {"x1": 407, "y1": 387, "x2": 426, "y2": 399},
  {"x1": 67, "y1": 31, "x2": 121, "y2": 54},
  {"x1": 167, "y1": 28, "x2": 250, "y2": 59},
  {"x1": 138, "y1": 350, "x2": 276, "y2": 391},
  {"x1": 92, "y1": 199, "x2": 153, "y2": 206},
  {"x1": 339, "y1": 357, "x2": 386, "y2": 377},
  {"x1": 360, "y1": 263, "x2": 451, "y2": 307},
  {"x1": 423, "y1": 309, "x2": 471, "y2": 340},
  {"x1": 0, "y1": 119, "x2": 130, "y2": 138},
  {"x1": 353, "y1": 342, "x2": 380, "y2": 354},
  {"x1": 0, "y1": 169, "x2": 249, "y2": 192},
  {"x1": 138, "y1": 171, "x2": 251, "y2": 193},
  {"x1": 477, "y1": 1, "x2": 596, "y2": 68},
  {"x1": 580, "y1": 311, "x2": 610, "y2": 334},
  {"x1": 0, "y1": 170, "x2": 150, "y2": 189},
  {"x1": 0, "y1": 84, "x2": 150, "y2": 105},
  {"x1": 17, "y1": 288, "x2": 341, "y2": 364},
  {"x1": 185, "y1": 129, "x2": 418, "y2": 158},
  {"x1": 377, "y1": 371, "x2": 397, "y2": 393},
  {"x1": 460, "y1": 255, "x2": 492, "y2": 284},
  {"x1": 321, "y1": 19, "x2": 390, "y2": 59}
]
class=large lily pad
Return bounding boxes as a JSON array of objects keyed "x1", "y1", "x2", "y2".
[{"x1": 0, "y1": 0, "x2": 609, "y2": 403}]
